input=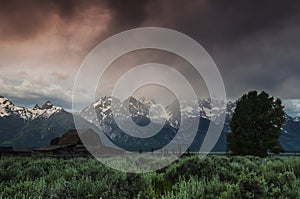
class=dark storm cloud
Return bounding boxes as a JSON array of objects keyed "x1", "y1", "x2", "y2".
[
  {"x1": 107, "y1": 0, "x2": 150, "y2": 27},
  {"x1": 0, "y1": 0, "x2": 50, "y2": 40},
  {"x1": 0, "y1": 0, "x2": 150, "y2": 41},
  {"x1": 3, "y1": 0, "x2": 297, "y2": 45},
  {"x1": 0, "y1": 0, "x2": 153, "y2": 110},
  {"x1": 0, "y1": 0, "x2": 102, "y2": 41},
  {"x1": 0, "y1": 0, "x2": 299, "y2": 111},
  {"x1": 209, "y1": 0, "x2": 300, "y2": 39},
  {"x1": 141, "y1": 0, "x2": 300, "y2": 99},
  {"x1": 143, "y1": 0, "x2": 300, "y2": 45}
]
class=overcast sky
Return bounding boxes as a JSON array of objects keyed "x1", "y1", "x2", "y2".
[{"x1": 0, "y1": 0, "x2": 299, "y2": 115}]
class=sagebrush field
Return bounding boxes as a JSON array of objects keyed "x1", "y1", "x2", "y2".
[{"x1": 0, "y1": 155, "x2": 300, "y2": 198}]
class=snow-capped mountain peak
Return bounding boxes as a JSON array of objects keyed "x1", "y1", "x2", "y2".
[
  {"x1": 33, "y1": 104, "x2": 41, "y2": 110},
  {"x1": 0, "y1": 96, "x2": 63, "y2": 120},
  {"x1": 137, "y1": 96, "x2": 156, "y2": 107},
  {"x1": 42, "y1": 101, "x2": 54, "y2": 109},
  {"x1": 80, "y1": 96, "x2": 231, "y2": 131}
]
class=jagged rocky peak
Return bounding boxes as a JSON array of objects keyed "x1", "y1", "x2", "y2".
[
  {"x1": 125, "y1": 96, "x2": 137, "y2": 104},
  {"x1": 42, "y1": 101, "x2": 53, "y2": 109},
  {"x1": 33, "y1": 104, "x2": 41, "y2": 110},
  {"x1": 91, "y1": 96, "x2": 115, "y2": 108},
  {"x1": 124, "y1": 96, "x2": 156, "y2": 109},
  {"x1": 91, "y1": 96, "x2": 155, "y2": 108},
  {"x1": 0, "y1": 96, "x2": 11, "y2": 104},
  {"x1": 138, "y1": 96, "x2": 156, "y2": 107}
]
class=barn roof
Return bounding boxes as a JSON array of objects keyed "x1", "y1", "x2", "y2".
[
  {"x1": 35, "y1": 129, "x2": 123, "y2": 154},
  {"x1": 78, "y1": 129, "x2": 102, "y2": 146},
  {"x1": 56, "y1": 129, "x2": 103, "y2": 146},
  {"x1": 58, "y1": 129, "x2": 82, "y2": 146},
  {"x1": 35, "y1": 145, "x2": 62, "y2": 151}
]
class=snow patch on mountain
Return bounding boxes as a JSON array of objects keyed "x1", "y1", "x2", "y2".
[
  {"x1": 80, "y1": 96, "x2": 232, "y2": 131},
  {"x1": 79, "y1": 96, "x2": 300, "y2": 138},
  {"x1": 0, "y1": 96, "x2": 62, "y2": 120},
  {"x1": 293, "y1": 117, "x2": 300, "y2": 122}
]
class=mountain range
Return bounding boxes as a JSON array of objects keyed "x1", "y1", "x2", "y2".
[
  {"x1": 0, "y1": 96, "x2": 94, "y2": 146},
  {"x1": 0, "y1": 95, "x2": 299, "y2": 152}
]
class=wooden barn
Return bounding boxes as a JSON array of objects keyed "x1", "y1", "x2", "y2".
[{"x1": 34, "y1": 129, "x2": 123, "y2": 157}]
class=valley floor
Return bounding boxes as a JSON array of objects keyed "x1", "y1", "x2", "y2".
[{"x1": 0, "y1": 155, "x2": 300, "y2": 198}]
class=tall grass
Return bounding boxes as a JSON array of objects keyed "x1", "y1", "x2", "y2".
[{"x1": 0, "y1": 156, "x2": 299, "y2": 198}]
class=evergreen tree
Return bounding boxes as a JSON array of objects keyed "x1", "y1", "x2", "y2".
[{"x1": 227, "y1": 91, "x2": 285, "y2": 157}]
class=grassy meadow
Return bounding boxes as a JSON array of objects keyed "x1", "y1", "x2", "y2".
[{"x1": 0, "y1": 155, "x2": 300, "y2": 198}]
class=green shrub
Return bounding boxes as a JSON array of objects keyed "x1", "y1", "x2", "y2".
[
  {"x1": 238, "y1": 171, "x2": 267, "y2": 199},
  {"x1": 0, "y1": 156, "x2": 300, "y2": 198}
]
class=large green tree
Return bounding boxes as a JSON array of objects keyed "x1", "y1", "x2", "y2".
[{"x1": 227, "y1": 91, "x2": 285, "y2": 157}]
